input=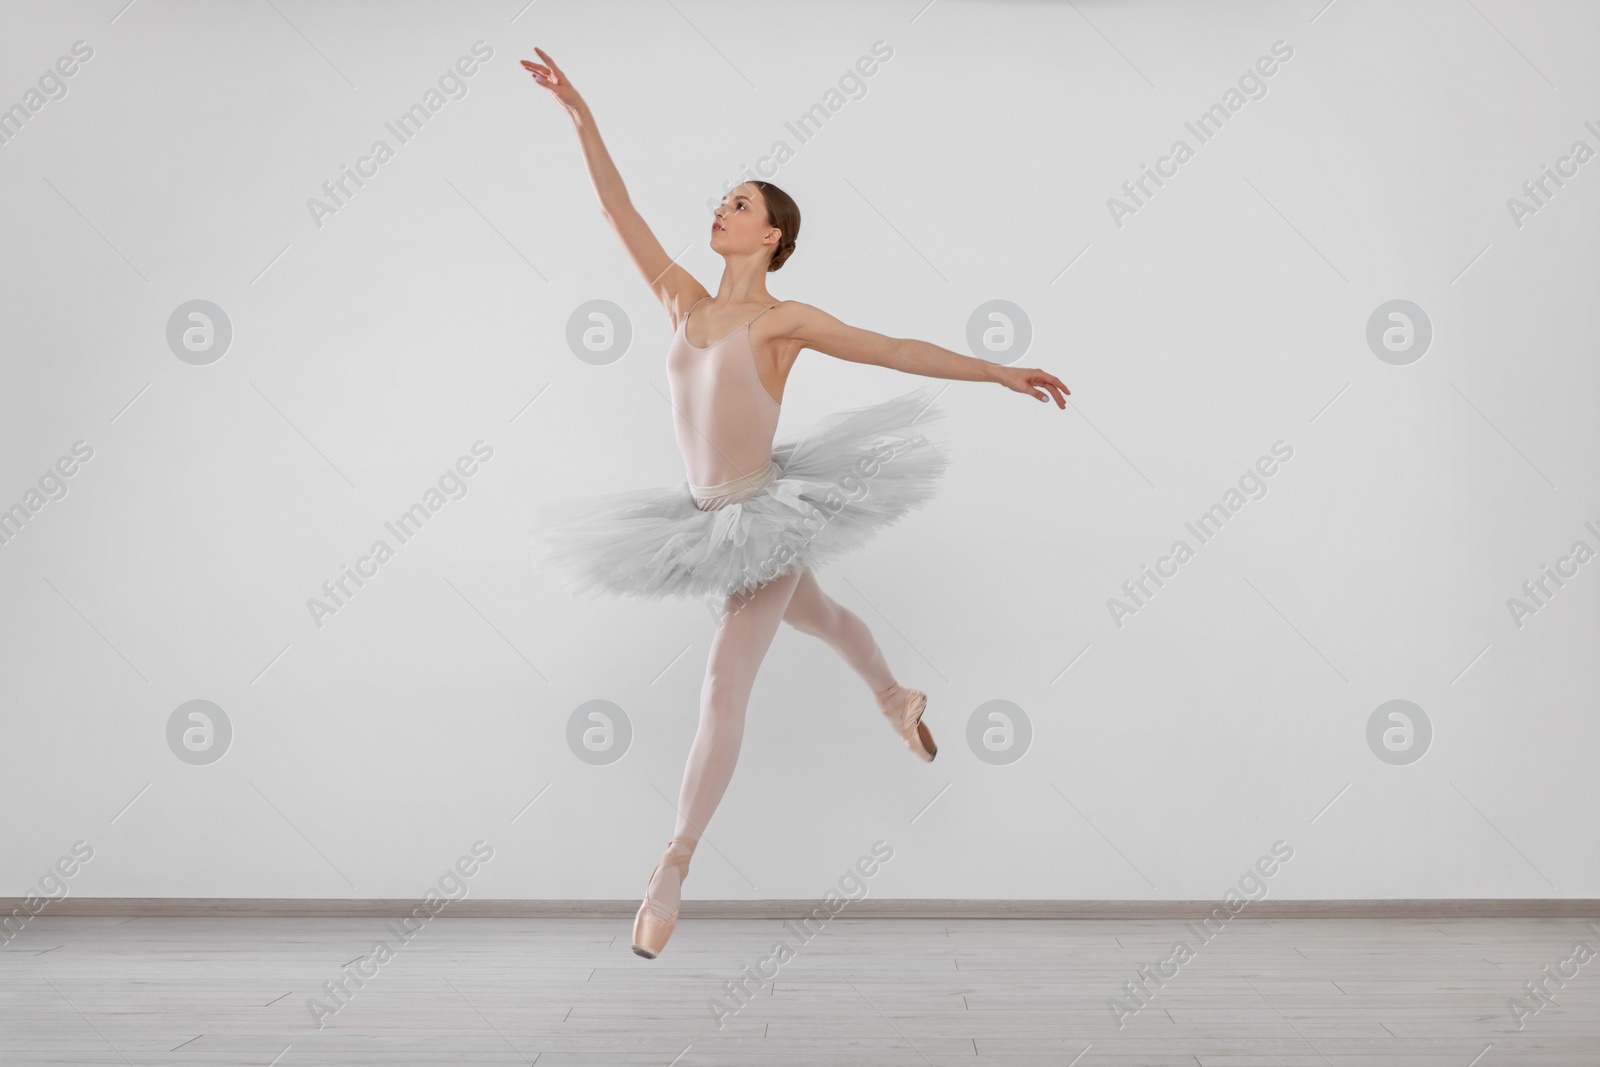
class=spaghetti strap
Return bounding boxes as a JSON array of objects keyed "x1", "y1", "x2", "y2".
[{"x1": 681, "y1": 296, "x2": 710, "y2": 335}]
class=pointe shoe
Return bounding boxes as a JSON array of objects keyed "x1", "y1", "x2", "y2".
[
  {"x1": 876, "y1": 683, "x2": 936, "y2": 761},
  {"x1": 631, "y1": 836, "x2": 695, "y2": 959}
]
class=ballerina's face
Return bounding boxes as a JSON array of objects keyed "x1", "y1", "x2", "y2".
[{"x1": 711, "y1": 183, "x2": 779, "y2": 260}]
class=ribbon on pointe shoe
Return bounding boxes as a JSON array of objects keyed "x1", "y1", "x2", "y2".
[
  {"x1": 875, "y1": 684, "x2": 936, "y2": 761},
  {"x1": 641, "y1": 836, "x2": 696, "y2": 920}
]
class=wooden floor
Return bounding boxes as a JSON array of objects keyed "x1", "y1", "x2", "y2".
[{"x1": 2, "y1": 915, "x2": 1598, "y2": 1064}]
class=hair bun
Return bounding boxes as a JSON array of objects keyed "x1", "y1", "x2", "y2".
[{"x1": 767, "y1": 236, "x2": 796, "y2": 272}]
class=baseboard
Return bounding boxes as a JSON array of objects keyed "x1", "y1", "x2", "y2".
[{"x1": 5, "y1": 898, "x2": 1598, "y2": 919}]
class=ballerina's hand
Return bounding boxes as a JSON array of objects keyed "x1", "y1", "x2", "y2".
[
  {"x1": 995, "y1": 366, "x2": 1070, "y2": 407},
  {"x1": 521, "y1": 47, "x2": 582, "y2": 111}
]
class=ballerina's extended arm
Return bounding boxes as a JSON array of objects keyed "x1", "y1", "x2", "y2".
[
  {"x1": 521, "y1": 47, "x2": 705, "y2": 324},
  {"x1": 771, "y1": 301, "x2": 1071, "y2": 408}
]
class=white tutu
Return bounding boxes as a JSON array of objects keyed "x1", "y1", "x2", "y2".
[{"x1": 530, "y1": 386, "x2": 953, "y2": 601}]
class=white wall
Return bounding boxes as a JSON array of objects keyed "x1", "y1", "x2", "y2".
[{"x1": 1, "y1": 0, "x2": 1595, "y2": 906}]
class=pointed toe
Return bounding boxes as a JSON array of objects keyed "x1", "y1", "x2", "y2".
[
  {"x1": 631, "y1": 836, "x2": 695, "y2": 959},
  {"x1": 877, "y1": 684, "x2": 935, "y2": 762}
]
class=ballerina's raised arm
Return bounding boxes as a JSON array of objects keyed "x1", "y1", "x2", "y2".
[{"x1": 521, "y1": 48, "x2": 707, "y2": 331}]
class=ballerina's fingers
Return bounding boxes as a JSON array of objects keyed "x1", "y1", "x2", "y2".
[
  {"x1": 1035, "y1": 374, "x2": 1069, "y2": 406},
  {"x1": 533, "y1": 46, "x2": 567, "y2": 82}
]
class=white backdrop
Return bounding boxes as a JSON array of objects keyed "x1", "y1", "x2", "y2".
[{"x1": 1, "y1": 0, "x2": 1595, "y2": 905}]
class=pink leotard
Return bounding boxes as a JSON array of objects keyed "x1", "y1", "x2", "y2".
[{"x1": 665, "y1": 298, "x2": 783, "y2": 509}]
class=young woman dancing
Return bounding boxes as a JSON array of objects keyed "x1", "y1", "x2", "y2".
[{"x1": 521, "y1": 48, "x2": 1069, "y2": 959}]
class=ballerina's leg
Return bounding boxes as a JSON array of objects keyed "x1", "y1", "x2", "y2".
[
  {"x1": 649, "y1": 565, "x2": 804, "y2": 912},
  {"x1": 781, "y1": 565, "x2": 896, "y2": 693}
]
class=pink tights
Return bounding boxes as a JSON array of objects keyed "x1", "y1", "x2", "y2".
[{"x1": 646, "y1": 565, "x2": 898, "y2": 911}]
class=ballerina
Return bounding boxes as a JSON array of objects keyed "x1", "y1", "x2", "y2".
[{"x1": 520, "y1": 48, "x2": 1069, "y2": 958}]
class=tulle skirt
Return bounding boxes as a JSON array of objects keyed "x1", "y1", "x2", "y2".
[{"x1": 529, "y1": 386, "x2": 953, "y2": 601}]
